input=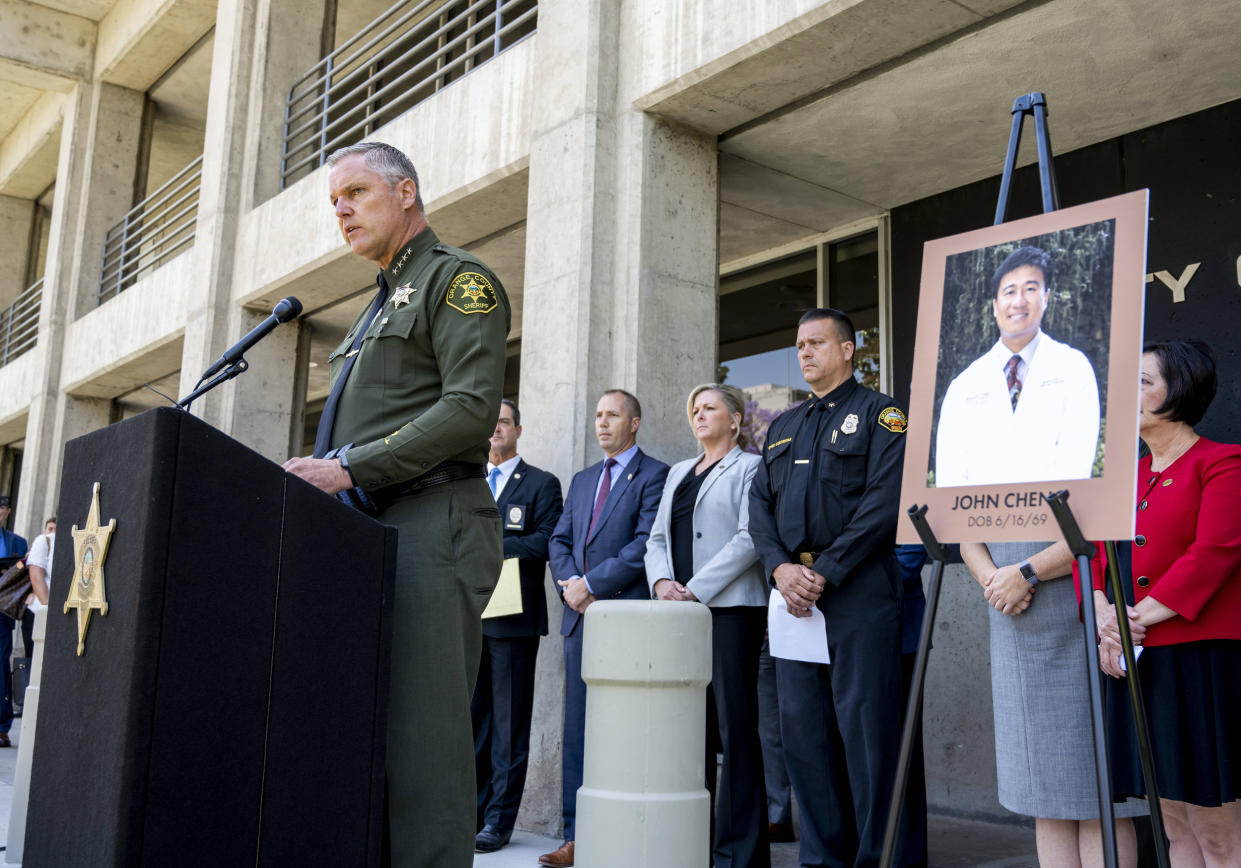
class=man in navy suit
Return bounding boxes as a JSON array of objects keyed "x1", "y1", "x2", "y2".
[
  {"x1": 471, "y1": 399, "x2": 563, "y2": 853},
  {"x1": 540, "y1": 390, "x2": 668, "y2": 867},
  {"x1": 0, "y1": 495, "x2": 28, "y2": 748}
]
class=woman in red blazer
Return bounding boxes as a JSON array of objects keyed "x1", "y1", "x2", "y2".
[{"x1": 1093, "y1": 339, "x2": 1241, "y2": 865}]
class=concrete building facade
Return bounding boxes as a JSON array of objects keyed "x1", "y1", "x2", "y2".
[{"x1": 2, "y1": 0, "x2": 1240, "y2": 837}]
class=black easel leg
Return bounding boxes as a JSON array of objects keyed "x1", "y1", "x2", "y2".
[
  {"x1": 993, "y1": 91, "x2": 1060, "y2": 225},
  {"x1": 1077, "y1": 552, "x2": 1119, "y2": 868},
  {"x1": 1103, "y1": 541, "x2": 1171, "y2": 868},
  {"x1": 1047, "y1": 491, "x2": 1119, "y2": 868},
  {"x1": 1031, "y1": 95, "x2": 1060, "y2": 213},
  {"x1": 879, "y1": 557, "x2": 943, "y2": 868},
  {"x1": 993, "y1": 103, "x2": 1026, "y2": 225},
  {"x1": 880, "y1": 506, "x2": 948, "y2": 868}
]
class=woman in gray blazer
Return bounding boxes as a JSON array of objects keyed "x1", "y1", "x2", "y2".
[{"x1": 645, "y1": 383, "x2": 770, "y2": 868}]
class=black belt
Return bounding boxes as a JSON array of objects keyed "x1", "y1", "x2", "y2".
[{"x1": 388, "y1": 460, "x2": 485, "y2": 498}]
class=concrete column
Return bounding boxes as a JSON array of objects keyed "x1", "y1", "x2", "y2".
[
  {"x1": 215, "y1": 307, "x2": 304, "y2": 461},
  {"x1": 15, "y1": 82, "x2": 144, "y2": 535},
  {"x1": 516, "y1": 0, "x2": 719, "y2": 834},
  {"x1": 240, "y1": 0, "x2": 336, "y2": 207},
  {"x1": 61, "y1": 83, "x2": 146, "y2": 320},
  {"x1": 576, "y1": 601, "x2": 712, "y2": 866},
  {"x1": 179, "y1": 0, "x2": 305, "y2": 463},
  {"x1": 0, "y1": 194, "x2": 36, "y2": 307},
  {"x1": 5, "y1": 604, "x2": 46, "y2": 865}
]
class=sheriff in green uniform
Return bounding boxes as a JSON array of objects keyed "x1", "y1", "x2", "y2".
[{"x1": 284, "y1": 141, "x2": 509, "y2": 867}]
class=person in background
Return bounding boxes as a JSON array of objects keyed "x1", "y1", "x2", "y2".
[
  {"x1": 1095, "y1": 339, "x2": 1241, "y2": 865},
  {"x1": 748, "y1": 308, "x2": 910, "y2": 867},
  {"x1": 0, "y1": 495, "x2": 27, "y2": 748},
  {"x1": 472, "y1": 400, "x2": 563, "y2": 854},
  {"x1": 959, "y1": 526, "x2": 1143, "y2": 866},
  {"x1": 893, "y1": 543, "x2": 929, "y2": 868},
  {"x1": 543, "y1": 389, "x2": 668, "y2": 867},
  {"x1": 645, "y1": 383, "x2": 769, "y2": 868},
  {"x1": 757, "y1": 639, "x2": 795, "y2": 844},
  {"x1": 21, "y1": 517, "x2": 55, "y2": 665}
]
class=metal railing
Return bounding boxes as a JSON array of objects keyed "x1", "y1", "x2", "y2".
[
  {"x1": 98, "y1": 154, "x2": 203, "y2": 304},
  {"x1": 281, "y1": 0, "x2": 537, "y2": 189},
  {"x1": 0, "y1": 279, "x2": 42, "y2": 367}
]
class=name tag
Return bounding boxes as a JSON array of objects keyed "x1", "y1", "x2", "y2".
[{"x1": 794, "y1": 459, "x2": 810, "y2": 465}]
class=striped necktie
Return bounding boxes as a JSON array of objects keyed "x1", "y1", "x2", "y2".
[{"x1": 1005, "y1": 354, "x2": 1023, "y2": 410}]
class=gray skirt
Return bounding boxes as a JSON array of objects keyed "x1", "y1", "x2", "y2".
[{"x1": 986, "y1": 542, "x2": 1146, "y2": 820}]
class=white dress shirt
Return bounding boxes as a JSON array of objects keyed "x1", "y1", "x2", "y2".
[
  {"x1": 935, "y1": 331, "x2": 1100, "y2": 487},
  {"x1": 486, "y1": 454, "x2": 522, "y2": 499}
]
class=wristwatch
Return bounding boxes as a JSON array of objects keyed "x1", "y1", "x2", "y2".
[{"x1": 1018, "y1": 560, "x2": 1040, "y2": 587}]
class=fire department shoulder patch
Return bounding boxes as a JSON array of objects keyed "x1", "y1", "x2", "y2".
[{"x1": 878, "y1": 406, "x2": 908, "y2": 433}]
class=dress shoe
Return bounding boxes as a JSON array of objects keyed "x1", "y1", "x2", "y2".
[
  {"x1": 473, "y1": 824, "x2": 512, "y2": 853},
  {"x1": 768, "y1": 821, "x2": 796, "y2": 842},
  {"x1": 0, "y1": 733, "x2": 10, "y2": 748},
  {"x1": 537, "y1": 840, "x2": 574, "y2": 866}
]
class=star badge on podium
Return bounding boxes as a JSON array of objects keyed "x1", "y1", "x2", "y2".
[{"x1": 64, "y1": 482, "x2": 116, "y2": 656}]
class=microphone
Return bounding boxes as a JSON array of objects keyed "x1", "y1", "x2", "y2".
[{"x1": 201, "y1": 297, "x2": 303, "y2": 379}]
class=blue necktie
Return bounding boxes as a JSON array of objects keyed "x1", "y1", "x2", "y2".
[
  {"x1": 488, "y1": 466, "x2": 502, "y2": 499},
  {"x1": 313, "y1": 273, "x2": 390, "y2": 458}
]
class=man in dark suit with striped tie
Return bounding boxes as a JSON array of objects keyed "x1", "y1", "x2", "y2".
[
  {"x1": 540, "y1": 390, "x2": 668, "y2": 867},
  {"x1": 471, "y1": 399, "x2": 563, "y2": 853}
]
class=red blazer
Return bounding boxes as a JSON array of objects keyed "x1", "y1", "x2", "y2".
[{"x1": 1090, "y1": 437, "x2": 1241, "y2": 646}]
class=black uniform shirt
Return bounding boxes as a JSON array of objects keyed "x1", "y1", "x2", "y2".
[{"x1": 749, "y1": 377, "x2": 908, "y2": 589}]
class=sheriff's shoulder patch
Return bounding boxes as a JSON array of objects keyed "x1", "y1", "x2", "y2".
[
  {"x1": 878, "y1": 406, "x2": 908, "y2": 433},
  {"x1": 445, "y1": 272, "x2": 498, "y2": 315}
]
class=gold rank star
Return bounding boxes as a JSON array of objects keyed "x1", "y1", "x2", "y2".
[
  {"x1": 392, "y1": 285, "x2": 415, "y2": 307},
  {"x1": 64, "y1": 482, "x2": 116, "y2": 656}
]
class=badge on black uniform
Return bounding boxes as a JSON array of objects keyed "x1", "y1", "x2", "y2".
[{"x1": 505, "y1": 505, "x2": 526, "y2": 531}]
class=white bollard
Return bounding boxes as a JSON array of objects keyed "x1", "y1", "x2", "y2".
[
  {"x1": 575, "y1": 600, "x2": 712, "y2": 868},
  {"x1": 7, "y1": 603, "x2": 46, "y2": 864}
]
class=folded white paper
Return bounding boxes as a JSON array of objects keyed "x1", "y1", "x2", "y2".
[{"x1": 767, "y1": 588, "x2": 830, "y2": 664}]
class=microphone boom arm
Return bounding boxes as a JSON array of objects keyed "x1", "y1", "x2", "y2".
[{"x1": 176, "y1": 359, "x2": 249, "y2": 411}]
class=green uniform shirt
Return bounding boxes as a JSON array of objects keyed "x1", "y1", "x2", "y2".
[{"x1": 328, "y1": 228, "x2": 511, "y2": 491}]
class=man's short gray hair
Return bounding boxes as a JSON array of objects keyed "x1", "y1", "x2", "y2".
[{"x1": 327, "y1": 142, "x2": 424, "y2": 210}]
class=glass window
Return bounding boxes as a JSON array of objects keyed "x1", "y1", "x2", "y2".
[
  {"x1": 719, "y1": 229, "x2": 883, "y2": 448},
  {"x1": 829, "y1": 232, "x2": 880, "y2": 392},
  {"x1": 719, "y1": 251, "x2": 815, "y2": 449}
]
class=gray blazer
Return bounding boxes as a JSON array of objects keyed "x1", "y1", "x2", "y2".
[{"x1": 644, "y1": 445, "x2": 768, "y2": 607}]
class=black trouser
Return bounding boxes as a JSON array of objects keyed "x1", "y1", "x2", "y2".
[
  {"x1": 776, "y1": 586, "x2": 905, "y2": 868},
  {"x1": 472, "y1": 634, "x2": 540, "y2": 831},
  {"x1": 705, "y1": 607, "x2": 771, "y2": 868}
]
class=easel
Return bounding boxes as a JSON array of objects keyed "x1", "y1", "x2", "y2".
[
  {"x1": 1047, "y1": 493, "x2": 1169, "y2": 868},
  {"x1": 880, "y1": 92, "x2": 1168, "y2": 868}
]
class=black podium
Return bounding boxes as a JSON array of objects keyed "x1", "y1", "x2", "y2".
[{"x1": 24, "y1": 407, "x2": 396, "y2": 867}]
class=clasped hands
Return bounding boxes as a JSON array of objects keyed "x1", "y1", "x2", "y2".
[
  {"x1": 773, "y1": 562, "x2": 825, "y2": 618},
  {"x1": 981, "y1": 564, "x2": 1034, "y2": 616},
  {"x1": 557, "y1": 577, "x2": 596, "y2": 613},
  {"x1": 653, "y1": 579, "x2": 699, "y2": 602},
  {"x1": 1095, "y1": 592, "x2": 1146, "y2": 679}
]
